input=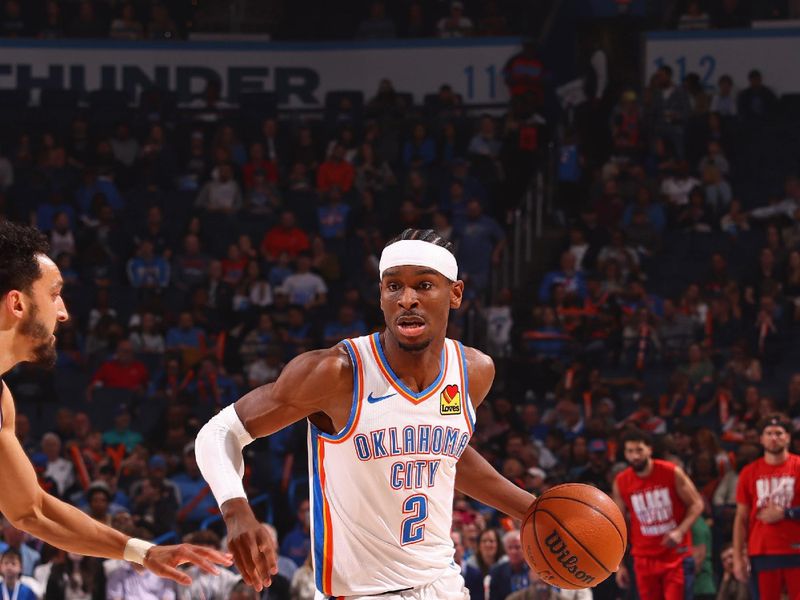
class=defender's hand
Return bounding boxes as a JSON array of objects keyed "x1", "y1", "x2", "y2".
[{"x1": 143, "y1": 544, "x2": 233, "y2": 585}]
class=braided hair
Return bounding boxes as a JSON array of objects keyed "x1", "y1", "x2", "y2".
[{"x1": 384, "y1": 228, "x2": 455, "y2": 255}]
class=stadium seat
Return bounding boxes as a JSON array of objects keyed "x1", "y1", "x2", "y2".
[
  {"x1": 779, "y1": 93, "x2": 800, "y2": 120},
  {"x1": 0, "y1": 89, "x2": 29, "y2": 109}
]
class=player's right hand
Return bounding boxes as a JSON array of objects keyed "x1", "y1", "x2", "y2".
[
  {"x1": 222, "y1": 499, "x2": 278, "y2": 592},
  {"x1": 732, "y1": 556, "x2": 750, "y2": 583},
  {"x1": 615, "y1": 564, "x2": 630, "y2": 589},
  {"x1": 144, "y1": 544, "x2": 233, "y2": 585}
]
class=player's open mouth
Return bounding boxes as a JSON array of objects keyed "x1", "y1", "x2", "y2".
[{"x1": 396, "y1": 316, "x2": 426, "y2": 337}]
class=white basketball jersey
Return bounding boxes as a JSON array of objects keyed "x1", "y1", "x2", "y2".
[{"x1": 307, "y1": 333, "x2": 476, "y2": 597}]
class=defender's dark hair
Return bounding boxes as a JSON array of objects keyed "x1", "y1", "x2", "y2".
[
  {"x1": 0, "y1": 220, "x2": 50, "y2": 298},
  {"x1": 621, "y1": 428, "x2": 654, "y2": 448},
  {"x1": 385, "y1": 228, "x2": 455, "y2": 255}
]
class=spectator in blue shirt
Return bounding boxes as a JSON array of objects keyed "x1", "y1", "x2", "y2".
[
  {"x1": 0, "y1": 520, "x2": 40, "y2": 577},
  {"x1": 74, "y1": 464, "x2": 131, "y2": 512},
  {"x1": 538, "y1": 251, "x2": 588, "y2": 303},
  {"x1": 165, "y1": 312, "x2": 207, "y2": 365},
  {"x1": 444, "y1": 158, "x2": 487, "y2": 207},
  {"x1": 317, "y1": 186, "x2": 351, "y2": 241},
  {"x1": 440, "y1": 180, "x2": 470, "y2": 230},
  {"x1": 36, "y1": 192, "x2": 76, "y2": 232},
  {"x1": 323, "y1": 305, "x2": 368, "y2": 346},
  {"x1": 166, "y1": 312, "x2": 205, "y2": 350},
  {"x1": 622, "y1": 186, "x2": 667, "y2": 233},
  {"x1": 126, "y1": 239, "x2": 170, "y2": 289},
  {"x1": 402, "y1": 123, "x2": 436, "y2": 168},
  {"x1": 522, "y1": 306, "x2": 570, "y2": 360},
  {"x1": 171, "y1": 442, "x2": 218, "y2": 532},
  {"x1": 268, "y1": 252, "x2": 294, "y2": 288},
  {"x1": 188, "y1": 357, "x2": 240, "y2": 409},
  {"x1": 75, "y1": 168, "x2": 124, "y2": 214},
  {"x1": 281, "y1": 499, "x2": 312, "y2": 567},
  {"x1": 0, "y1": 549, "x2": 37, "y2": 600},
  {"x1": 455, "y1": 200, "x2": 506, "y2": 298},
  {"x1": 488, "y1": 530, "x2": 530, "y2": 600},
  {"x1": 283, "y1": 306, "x2": 313, "y2": 359},
  {"x1": 239, "y1": 312, "x2": 278, "y2": 366}
]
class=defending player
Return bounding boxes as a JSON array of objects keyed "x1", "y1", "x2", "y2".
[
  {"x1": 733, "y1": 415, "x2": 800, "y2": 600},
  {"x1": 195, "y1": 229, "x2": 536, "y2": 598},
  {"x1": 612, "y1": 428, "x2": 704, "y2": 600},
  {"x1": 0, "y1": 221, "x2": 231, "y2": 584}
]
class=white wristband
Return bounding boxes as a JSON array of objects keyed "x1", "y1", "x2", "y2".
[{"x1": 124, "y1": 537, "x2": 155, "y2": 565}]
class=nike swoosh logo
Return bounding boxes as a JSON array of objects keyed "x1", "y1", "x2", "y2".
[{"x1": 367, "y1": 392, "x2": 397, "y2": 404}]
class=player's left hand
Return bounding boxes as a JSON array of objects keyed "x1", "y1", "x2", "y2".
[
  {"x1": 756, "y1": 503, "x2": 784, "y2": 524},
  {"x1": 661, "y1": 528, "x2": 683, "y2": 548},
  {"x1": 143, "y1": 544, "x2": 234, "y2": 585}
]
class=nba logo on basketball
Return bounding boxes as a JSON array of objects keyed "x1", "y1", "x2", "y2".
[{"x1": 440, "y1": 385, "x2": 462, "y2": 415}]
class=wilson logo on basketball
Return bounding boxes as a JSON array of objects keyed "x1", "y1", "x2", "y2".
[
  {"x1": 439, "y1": 384, "x2": 462, "y2": 415},
  {"x1": 544, "y1": 530, "x2": 596, "y2": 585}
]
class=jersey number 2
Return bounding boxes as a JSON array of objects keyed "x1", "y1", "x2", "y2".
[{"x1": 400, "y1": 494, "x2": 429, "y2": 545}]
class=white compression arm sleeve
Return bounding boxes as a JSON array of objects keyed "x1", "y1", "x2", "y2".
[{"x1": 195, "y1": 404, "x2": 255, "y2": 507}]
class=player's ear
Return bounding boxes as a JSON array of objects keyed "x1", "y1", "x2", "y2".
[
  {"x1": 4, "y1": 290, "x2": 25, "y2": 320},
  {"x1": 450, "y1": 280, "x2": 464, "y2": 309}
]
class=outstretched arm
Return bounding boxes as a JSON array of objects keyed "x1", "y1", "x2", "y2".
[
  {"x1": 454, "y1": 346, "x2": 535, "y2": 521},
  {"x1": 0, "y1": 421, "x2": 129, "y2": 558},
  {"x1": 0, "y1": 406, "x2": 229, "y2": 585},
  {"x1": 195, "y1": 345, "x2": 353, "y2": 592},
  {"x1": 455, "y1": 445, "x2": 534, "y2": 521}
]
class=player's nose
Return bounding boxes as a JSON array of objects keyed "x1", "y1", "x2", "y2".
[
  {"x1": 397, "y1": 287, "x2": 419, "y2": 308},
  {"x1": 56, "y1": 297, "x2": 69, "y2": 322}
]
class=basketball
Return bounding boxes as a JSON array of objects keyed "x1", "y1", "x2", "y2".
[{"x1": 521, "y1": 483, "x2": 627, "y2": 590}]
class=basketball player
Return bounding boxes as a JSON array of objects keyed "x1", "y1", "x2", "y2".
[
  {"x1": 612, "y1": 428, "x2": 704, "y2": 600},
  {"x1": 0, "y1": 221, "x2": 231, "y2": 584},
  {"x1": 195, "y1": 229, "x2": 537, "y2": 598},
  {"x1": 733, "y1": 414, "x2": 800, "y2": 600}
]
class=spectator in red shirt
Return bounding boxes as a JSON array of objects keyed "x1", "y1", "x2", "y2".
[
  {"x1": 242, "y1": 141, "x2": 278, "y2": 190},
  {"x1": 88, "y1": 340, "x2": 148, "y2": 399},
  {"x1": 260, "y1": 210, "x2": 310, "y2": 260},
  {"x1": 221, "y1": 243, "x2": 248, "y2": 286},
  {"x1": 502, "y1": 40, "x2": 544, "y2": 111},
  {"x1": 317, "y1": 143, "x2": 355, "y2": 193}
]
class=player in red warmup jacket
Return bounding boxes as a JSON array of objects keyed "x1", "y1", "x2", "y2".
[
  {"x1": 733, "y1": 414, "x2": 800, "y2": 600},
  {"x1": 612, "y1": 428, "x2": 704, "y2": 600}
]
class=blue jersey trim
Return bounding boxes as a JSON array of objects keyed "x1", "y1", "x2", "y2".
[
  {"x1": 457, "y1": 341, "x2": 476, "y2": 431},
  {"x1": 310, "y1": 427, "x2": 325, "y2": 592},
  {"x1": 309, "y1": 339, "x2": 360, "y2": 442},
  {"x1": 372, "y1": 333, "x2": 445, "y2": 400}
]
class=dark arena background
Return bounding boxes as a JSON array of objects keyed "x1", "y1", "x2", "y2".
[{"x1": 0, "y1": 0, "x2": 798, "y2": 598}]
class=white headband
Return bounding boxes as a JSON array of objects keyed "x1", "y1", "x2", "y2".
[{"x1": 379, "y1": 240, "x2": 458, "y2": 281}]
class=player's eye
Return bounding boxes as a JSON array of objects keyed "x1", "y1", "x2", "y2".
[
  {"x1": 418, "y1": 281, "x2": 433, "y2": 290},
  {"x1": 386, "y1": 282, "x2": 400, "y2": 292}
]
